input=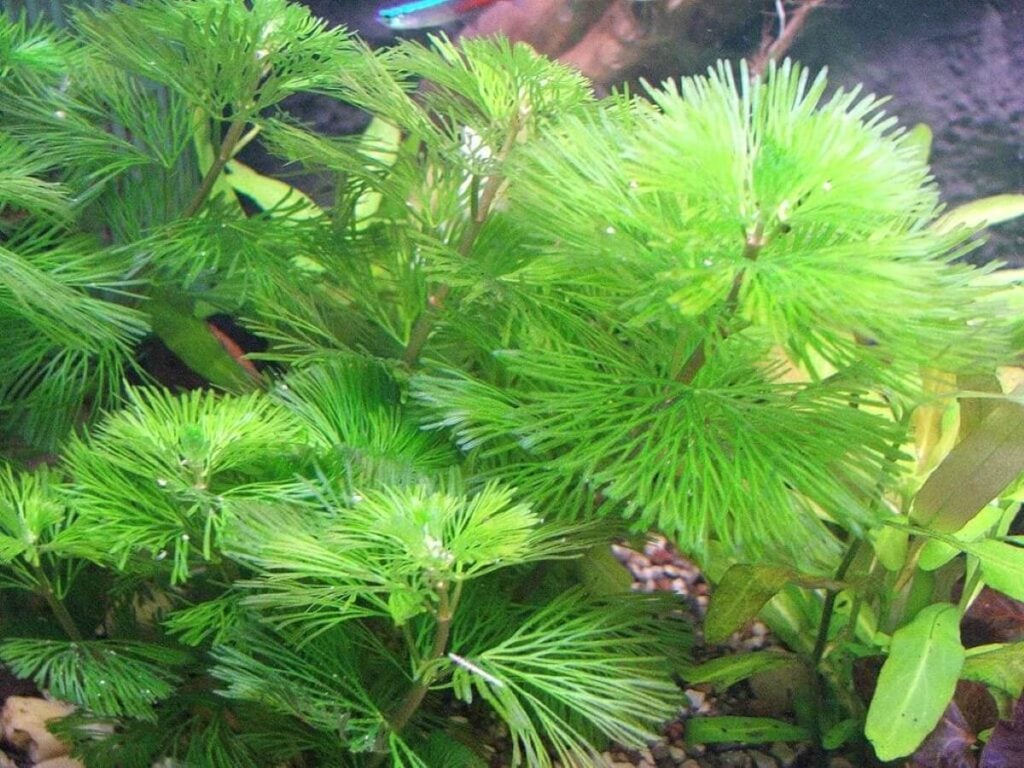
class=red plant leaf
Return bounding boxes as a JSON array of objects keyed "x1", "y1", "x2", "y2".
[
  {"x1": 910, "y1": 699, "x2": 977, "y2": 768},
  {"x1": 981, "y1": 695, "x2": 1024, "y2": 768},
  {"x1": 960, "y1": 587, "x2": 1024, "y2": 646}
]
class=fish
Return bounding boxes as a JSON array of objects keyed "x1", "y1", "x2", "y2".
[{"x1": 377, "y1": 0, "x2": 503, "y2": 30}]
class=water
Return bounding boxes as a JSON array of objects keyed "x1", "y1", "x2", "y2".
[{"x1": 7, "y1": 0, "x2": 1021, "y2": 264}]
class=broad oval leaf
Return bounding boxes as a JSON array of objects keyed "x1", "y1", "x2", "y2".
[
  {"x1": 865, "y1": 603, "x2": 965, "y2": 761},
  {"x1": 912, "y1": 388, "x2": 1024, "y2": 532},
  {"x1": 963, "y1": 642, "x2": 1024, "y2": 698},
  {"x1": 685, "y1": 715, "x2": 810, "y2": 744},
  {"x1": 918, "y1": 504, "x2": 1004, "y2": 571},
  {"x1": 680, "y1": 649, "x2": 799, "y2": 690},
  {"x1": 705, "y1": 565, "x2": 841, "y2": 645},
  {"x1": 872, "y1": 524, "x2": 909, "y2": 572},
  {"x1": 964, "y1": 540, "x2": 1024, "y2": 602},
  {"x1": 704, "y1": 565, "x2": 792, "y2": 644}
]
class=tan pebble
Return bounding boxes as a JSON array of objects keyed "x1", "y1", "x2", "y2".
[
  {"x1": 1, "y1": 696, "x2": 75, "y2": 762},
  {"x1": 681, "y1": 761, "x2": 703, "y2": 768},
  {"x1": 669, "y1": 745, "x2": 687, "y2": 761},
  {"x1": 685, "y1": 689, "x2": 706, "y2": 709},
  {"x1": 0, "y1": 751, "x2": 17, "y2": 768},
  {"x1": 769, "y1": 741, "x2": 798, "y2": 767},
  {"x1": 650, "y1": 743, "x2": 671, "y2": 759}
]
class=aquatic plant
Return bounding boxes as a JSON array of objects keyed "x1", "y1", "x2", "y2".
[{"x1": 2, "y1": 0, "x2": 1024, "y2": 764}]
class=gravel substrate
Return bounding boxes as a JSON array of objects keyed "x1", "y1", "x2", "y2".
[{"x1": 601, "y1": 537, "x2": 823, "y2": 768}]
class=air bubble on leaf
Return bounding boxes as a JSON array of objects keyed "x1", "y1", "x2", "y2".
[
  {"x1": 351, "y1": 493, "x2": 363, "y2": 503},
  {"x1": 703, "y1": 259, "x2": 714, "y2": 267},
  {"x1": 156, "y1": 478, "x2": 168, "y2": 487},
  {"x1": 53, "y1": 110, "x2": 66, "y2": 119},
  {"x1": 822, "y1": 180, "x2": 833, "y2": 191},
  {"x1": 181, "y1": 533, "x2": 190, "y2": 541},
  {"x1": 156, "y1": 550, "x2": 168, "y2": 560},
  {"x1": 98, "y1": 679, "x2": 107, "y2": 686},
  {"x1": 605, "y1": 226, "x2": 616, "y2": 235}
]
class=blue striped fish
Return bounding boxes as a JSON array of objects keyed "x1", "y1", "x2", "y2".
[{"x1": 377, "y1": 0, "x2": 503, "y2": 29}]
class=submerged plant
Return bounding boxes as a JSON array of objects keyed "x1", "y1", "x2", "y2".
[{"x1": 1, "y1": 0, "x2": 1023, "y2": 765}]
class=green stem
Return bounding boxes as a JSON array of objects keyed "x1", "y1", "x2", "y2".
[
  {"x1": 369, "y1": 582, "x2": 458, "y2": 767},
  {"x1": 801, "y1": 538, "x2": 861, "y2": 758},
  {"x1": 811, "y1": 539, "x2": 861, "y2": 670},
  {"x1": 32, "y1": 563, "x2": 83, "y2": 642},
  {"x1": 673, "y1": 223, "x2": 764, "y2": 384},
  {"x1": 182, "y1": 115, "x2": 249, "y2": 219},
  {"x1": 401, "y1": 111, "x2": 525, "y2": 367}
]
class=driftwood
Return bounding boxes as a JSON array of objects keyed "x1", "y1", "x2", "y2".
[
  {"x1": 460, "y1": 0, "x2": 764, "y2": 88},
  {"x1": 460, "y1": 0, "x2": 832, "y2": 88}
]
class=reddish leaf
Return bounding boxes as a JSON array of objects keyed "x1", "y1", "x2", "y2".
[
  {"x1": 909, "y1": 700, "x2": 977, "y2": 768},
  {"x1": 981, "y1": 696, "x2": 1024, "y2": 768},
  {"x1": 961, "y1": 587, "x2": 1024, "y2": 646},
  {"x1": 955, "y1": 681, "x2": 1000, "y2": 735}
]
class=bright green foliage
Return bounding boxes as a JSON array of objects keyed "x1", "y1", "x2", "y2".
[
  {"x1": 1, "y1": 0, "x2": 1022, "y2": 765},
  {"x1": 410, "y1": 60, "x2": 1002, "y2": 565},
  {"x1": 61, "y1": 387, "x2": 308, "y2": 582}
]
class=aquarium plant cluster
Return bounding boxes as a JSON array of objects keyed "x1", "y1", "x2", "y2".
[{"x1": 2, "y1": 0, "x2": 1024, "y2": 765}]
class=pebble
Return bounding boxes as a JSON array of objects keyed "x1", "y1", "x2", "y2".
[
  {"x1": 718, "y1": 752, "x2": 753, "y2": 768},
  {"x1": 603, "y1": 538, "x2": 816, "y2": 768},
  {"x1": 769, "y1": 742, "x2": 799, "y2": 768}
]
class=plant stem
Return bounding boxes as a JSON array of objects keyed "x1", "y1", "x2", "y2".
[
  {"x1": 32, "y1": 564, "x2": 84, "y2": 642},
  {"x1": 369, "y1": 582, "x2": 458, "y2": 767},
  {"x1": 810, "y1": 539, "x2": 861, "y2": 670},
  {"x1": 673, "y1": 224, "x2": 763, "y2": 384},
  {"x1": 800, "y1": 538, "x2": 861, "y2": 759},
  {"x1": 182, "y1": 114, "x2": 249, "y2": 219},
  {"x1": 401, "y1": 110, "x2": 525, "y2": 367}
]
